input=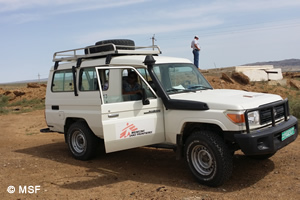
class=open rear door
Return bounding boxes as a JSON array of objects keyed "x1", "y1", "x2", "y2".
[{"x1": 96, "y1": 67, "x2": 165, "y2": 153}]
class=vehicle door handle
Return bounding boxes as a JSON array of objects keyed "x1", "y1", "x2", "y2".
[
  {"x1": 144, "y1": 110, "x2": 161, "y2": 114},
  {"x1": 52, "y1": 105, "x2": 59, "y2": 110},
  {"x1": 108, "y1": 113, "x2": 119, "y2": 118}
]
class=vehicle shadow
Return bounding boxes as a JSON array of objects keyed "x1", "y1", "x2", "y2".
[{"x1": 15, "y1": 141, "x2": 274, "y2": 192}]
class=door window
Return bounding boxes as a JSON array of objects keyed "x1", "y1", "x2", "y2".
[
  {"x1": 122, "y1": 68, "x2": 156, "y2": 101},
  {"x1": 98, "y1": 67, "x2": 156, "y2": 104}
]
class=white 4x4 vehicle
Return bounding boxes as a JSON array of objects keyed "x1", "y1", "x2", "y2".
[{"x1": 42, "y1": 39, "x2": 298, "y2": 187}]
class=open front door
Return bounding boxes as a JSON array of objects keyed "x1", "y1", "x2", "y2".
[{"x1": 96, "y1": 67, "x2": 165, "y2": 153}]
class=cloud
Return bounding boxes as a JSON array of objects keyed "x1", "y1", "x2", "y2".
[
  {"x1": 73, "y1": 0, "x2": 300, "y2": 45},
  {"x1": 201, "y1": 0, "x2": 300, "y2": 17},
  {"x1": 76, "y1": 18, "x2": 223, "y2": 44},
  {"x1": 230, "y1": 0, "x2": 300, "y2": 11},
  {"x1": 0, "y1": 0, "x2": 148, "y2": 13},
  {"x1": 0, "y1": 0, "x2": 92, "y2": 12},
  {"x1": 0, "y1": 0, "x2": 58, "y2": 12},
  {"x1": 2, "y1": 0, "x2": 300, "y2": 25},
  {"x1": 53, "y1": 0, "x2": 149, "y2": 15},
  {"x1": 0, "y1": 12, "x2": 42, "y2": 24},
  {"x1": 149, "y1": 0, "x2": 300, "y2": 21},
  {"x1": 2, "y1": 0, "x2": 300, "y2": 14},
  {"x1": 0, "y1": 0, "x2": 150, "y2": 24}
]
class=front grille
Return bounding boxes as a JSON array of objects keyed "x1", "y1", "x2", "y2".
[
  {"x1": 260, "y1": 104, "x2": 285, "y2": 125},
  {"x1": 244, "y1": 99, "x2": 289, "y2": 133}
]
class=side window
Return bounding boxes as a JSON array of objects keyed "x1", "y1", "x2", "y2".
[
  {"x1": 122, "y1": 68, "x2": 156, "y2": 101},
  {"x1": 79, "y1": 67, "x2": 99, "y2": 91},
  {"x1": 52, "y1": 70, "x2": 74, "y2": 92}
]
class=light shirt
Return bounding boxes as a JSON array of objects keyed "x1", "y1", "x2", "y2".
[{"x1": 191, "y1": 39, "x2": 200, "y2": 50}]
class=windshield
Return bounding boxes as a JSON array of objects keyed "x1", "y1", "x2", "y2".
[{"x1": 153, "y1": 63, "x2": 212, "y2": 95}]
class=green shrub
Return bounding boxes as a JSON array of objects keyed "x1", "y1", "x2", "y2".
[
  {"x1": 8, "y1": 98, "x2": 45, "y2": 112},
  {"x1": 0, "y1": 95, "x2": 9, "y2": 107},
  {"x1": 289, "y1": 97, "x2": 300, "y2": 119},
  {"x1": 0, "y1": 107, "x2": 9, "y2": 114},
  {"x1": 0, "y1": 95, "x2": 9, "y2": 114},
  {"x1": 0, "y1": 97, "x2": 45, "y2": 115}
]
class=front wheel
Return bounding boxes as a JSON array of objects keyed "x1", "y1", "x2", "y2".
[
  {"x1": 67, "y1": 121, "x2": 99, "y2": 160},
  {"x1": 184, "y1": 131, "x2": 233, "y2": 187}
]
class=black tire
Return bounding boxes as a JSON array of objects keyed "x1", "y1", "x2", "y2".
[
  {"x1": 85, "y1": 39, "x2": 135, "y2": 54},
  {"x1": 67, "y1": 121, "x2": 99, "y2": 160},
  {"x1": 184, "y1": 130, "x2": 233, "y2": 187},
  {"x1": 95, "y1": 39, "x2": 135, "y2": 50},
  {"x1": 247, "y1": 153, "x2": 276, "y2": 160}
]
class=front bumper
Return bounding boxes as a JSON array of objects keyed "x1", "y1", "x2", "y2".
[{"x1": 234, "y1": 115, "x2": 298, "y2": 155}]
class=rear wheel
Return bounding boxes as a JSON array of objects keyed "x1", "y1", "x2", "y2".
[
  {"x1": 184, "y1": 130, "x2": 233, "y2": 187},
  {"x1": 67, "y1": 121, "x2": 99, "y2": 160}
]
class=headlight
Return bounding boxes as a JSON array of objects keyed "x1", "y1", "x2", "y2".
[{"x1": 247, "y1": 111, "x2": 260, "y2": 125}]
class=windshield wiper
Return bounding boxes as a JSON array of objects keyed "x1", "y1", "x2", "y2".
[
  {"x1": 167, "y1": 85, "x2": 212, "y2": 94},
  {"x1": 187, "y1": 85, "x2": 212, "y2": 90},
  {"x1": 166, "y1": 88, "x2": 184, "y2": 93}
]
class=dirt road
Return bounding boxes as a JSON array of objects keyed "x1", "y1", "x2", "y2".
[{"x1": 0, "y1": 110, "x2": 299, "y2": 200}]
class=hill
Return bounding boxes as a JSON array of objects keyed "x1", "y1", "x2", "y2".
[{"x1": 245, "y1": 58, "x2": 300, "y2": 72}]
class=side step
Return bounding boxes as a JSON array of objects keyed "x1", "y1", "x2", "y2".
[{"x1": 40, "y1": 128, "x2": 54, "y2": 133}]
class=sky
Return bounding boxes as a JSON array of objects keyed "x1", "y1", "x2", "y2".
[{"x1": 0, "y1": 0, "x2": 300, "y2": 83}]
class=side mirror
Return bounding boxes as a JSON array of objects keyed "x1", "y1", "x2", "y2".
[{"x1": 142, "y1": 88, "x2": 150, "y2": 105}]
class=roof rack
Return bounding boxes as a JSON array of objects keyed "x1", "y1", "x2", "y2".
[{"x1": 53, "y1": 43, "x2": 161, "y2": 62}]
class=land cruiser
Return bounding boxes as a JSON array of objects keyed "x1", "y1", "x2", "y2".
[{"x1": 42, "y1": 39, "x2": 298, "y2": 187}]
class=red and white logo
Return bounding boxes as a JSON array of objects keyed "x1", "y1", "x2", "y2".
[
  {"x1": 116, "y1": 120, "x2": 154, "y2": 140},
  {"x1": 120, "y1": 123, "x2": 138, "y2": 138}
]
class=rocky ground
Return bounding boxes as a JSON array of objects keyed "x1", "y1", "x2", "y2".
[{"x1": 0, "y1": 73, "x2": 299, "y2": 200}]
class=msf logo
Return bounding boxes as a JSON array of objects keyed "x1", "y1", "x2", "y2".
[
  {"x1": 7, "y1": 185, "x2": 40, "y2": 194},
  {"x1": 120, "y1": 123, "x2": 138, "y2": 138}
]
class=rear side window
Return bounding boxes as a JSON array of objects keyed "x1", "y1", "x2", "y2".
[{"x1": 52, "y1": 70, "x2": 74, "y2": 92}]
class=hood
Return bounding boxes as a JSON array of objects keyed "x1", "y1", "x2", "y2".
[{"x1": 170, "y1": 89, "x2": 283, "y2": 110}]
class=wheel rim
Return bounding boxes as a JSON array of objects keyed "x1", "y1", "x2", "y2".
[
  {"x1": 191, "y1": 144, "x2": 215, "y2": 176},
  {"x1": 71, "y1": 130, "x2": 86, "y2": 154}
]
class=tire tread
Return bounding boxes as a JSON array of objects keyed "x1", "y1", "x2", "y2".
[
  {"x1": 184, "y1": 130, "x2": 233, "y2": 187},
  {"x1": 67, "y1": 121, "x2": 99, "y2": 160}
]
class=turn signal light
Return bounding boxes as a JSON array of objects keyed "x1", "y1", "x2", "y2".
[{"x1": 226, "y1": 113, "x2": 245, "y2": 124}]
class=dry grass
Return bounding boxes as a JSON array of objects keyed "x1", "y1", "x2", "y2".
[
  {"x1": 0, "y1": 82, "x2": 46, "y2": 115},
  {"x1": 0, "y1": 83, "x2": 28, "y2": 90}
]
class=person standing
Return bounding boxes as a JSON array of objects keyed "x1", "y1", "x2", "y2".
[{"x1": 191, "y1": 35, "x2": 201, "y2": 68}]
